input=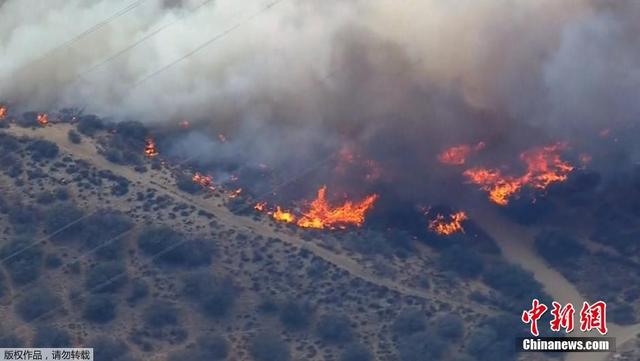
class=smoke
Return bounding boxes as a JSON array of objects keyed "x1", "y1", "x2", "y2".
[{"x1": 2, "y1": 0, "x2": 640, "y2": 201}]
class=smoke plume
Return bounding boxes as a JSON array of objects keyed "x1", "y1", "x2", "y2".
[{"x1": 1, "y1": 0, "x2": 639, "y2": 203}]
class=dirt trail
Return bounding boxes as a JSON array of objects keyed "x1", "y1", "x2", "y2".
[
  {"x1": 468, "y1": 205, "x2": 640, "y2": 361},
  {"x1": 6, "y1": 124, "x2": 482, "y2": 311}
]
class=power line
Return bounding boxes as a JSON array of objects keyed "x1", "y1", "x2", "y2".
[
  {"x1": 7, "y1": 0, "x2": 150, "y2": 77},
  {"x1": 71, "y1": 0, "x2": 215, "y2": 85},
  {"x1": 130, "y1": 0, "x2": 288, "y2": 89}
]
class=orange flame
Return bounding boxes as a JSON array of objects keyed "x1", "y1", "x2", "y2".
[
  {"x1": 254, "y1": 202, "x2": 267, "y2": 212},
  {"x1": 37, "y1": 113, "x2": 49, "y2": 127},
  {"x1": 192, "y1": 172, "x2": 215, "y2": 190},
  {"x1": 438, "y1": 142, "x2": 485, "y2": 165},
  {"x1": 229, "y1": 188, "x2": 242, "y2": 198},
  {"x1": 144, "y1": 138, "x2": 159, "y2": 158},
  {"x1": 296, "y1": 186, "x2": 379, "y2": 230},
  {"x1": 179, "y1": 120, "x2": 190, "y2": 129},
  {"x1": 429, "y1": 211, "x2": 468, "y2": 236},
  {"x1": 463, "y1": 143, "x2": 574, "y2": 205},
  {"x1": 272, "y1": 206, "x2": 296, "y2": 223},
  {"x1": 0, "y1": 106, "x2": 6, "y2": 120}
]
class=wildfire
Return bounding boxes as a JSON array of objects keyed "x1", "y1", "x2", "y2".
[
  {"x1": 229, "y1": 188, "x2": 242, "y2": 198},
  {"x1": 192, "y1": 172, "x2": 215, "y2": 190},
  {"x1": 296, "y1": 186, "x2": 379, "y2": 230},
  {"x1": 438, "y1": 142, "x2": 485, "y2": 165},
  {"x1": 429, "y1": 211, "x2": 468, "y2": 236},
  {"x1": 272, "y1": 206, "x2": 296, "y2": 223},
  {"x1": 218, "y1": 133, "x2": 227, "y2": 143},
  {"x1": 463, "y1": 143, "x2": 574, "y2": 205},
  {"x1": 37, "y1": 113, "x2": 49, "y2": 126},
  {"x1": 144, "y1": 138, "x2": 159, "y2": 158},
  {"x1": 255, "y1": 186, "x2": 378, "y2": 230},
  {"x1": 254, "y1": 202, "x2": 267, "y2": 212},
  {"x1": 179, "y1": 120, "x2": 190, "y2": 129},
  {"x1": 0, "y1": 106, "x2": 6, "y2": 120}
]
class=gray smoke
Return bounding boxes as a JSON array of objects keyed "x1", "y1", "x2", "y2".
[{"x1": 1, "y1": 0, "x2": 640, "y2": 199}]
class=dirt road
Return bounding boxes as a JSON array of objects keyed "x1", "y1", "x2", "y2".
[
  {"x1": 6, "y1": 124, "x2": 483, "y2": 312},
  {"x1": 469, "y1": 205, "x2": 640, "y2": 361}
]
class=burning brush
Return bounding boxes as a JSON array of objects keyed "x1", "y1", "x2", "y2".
[
  {"x1": 428, "y1": 211, "x2": 468, "y2": 236},
  {"x1": 37, "y1": 113, "x2": 49, "y2": 127},
  {"x1": 256, "y1": 186, "x2": 379, "y2": 230},
  {"x1": 461, "y1": 143, "x2": 575, "y2": 205},
  {"x1": 438, "y1": 142, "x2": 486, "y2": 166},
  {"x1": 0, "y1": 106, "x2": 7, "y2": 120},
  {"x1": 192, "y1": 172, "x2": 215, "y2": 191},
  {"x1": 144, "y1": 138, "x2": 159, "y2": 158}
]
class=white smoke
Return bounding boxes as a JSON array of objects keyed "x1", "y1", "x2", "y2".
[{"x1": 1, "y1": 0, "x2": 638, "y2": 141}]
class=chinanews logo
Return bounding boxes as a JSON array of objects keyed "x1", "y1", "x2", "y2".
[{"x1": 516, "y1": 299, "x2": 616, "y2": 353}]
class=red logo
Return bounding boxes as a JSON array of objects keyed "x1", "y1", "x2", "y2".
[
  {"x1": 522, "y1": 300, "x2": 607, "y2": 336},
  {"x1": 550, "y1": 302, "x2": 575, "y2": 333},
  {"x1": 521, "y1": 299, "x2": 548, "y2": 336},
  {"x1": 579, "y1": 301, "x2": 608, "y2": 335}
]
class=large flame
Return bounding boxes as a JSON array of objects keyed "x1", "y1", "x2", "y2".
[
  {"x1": 256, "y1": 186, "x2": 378, "y2": 230},
  {"x1": 429, "y1": 211, "x2": 468, "y2": 236},
  {"x1": 144, "y1": 138, "x2": 159, "y2": 158},
  {"x1": 438, "y1": 142, "x2": 485, "y2": 165},
  {"x1": 37, "y1": 113, "x2": 49, "y2": 127},
  {"x1": 296, "y1": 186, "x2": 379, "y2": 230},
  {"x1": 0, "y1": 106, "x2": 6, "y2": 120},
  {"x1": 463, "y1": 143, "x2": 574, "y2": 205}
]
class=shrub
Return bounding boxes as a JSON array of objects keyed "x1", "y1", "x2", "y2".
[
  {"x1": 465, "y1": 314, "x2": 524, "y2": 361},
  {"x1": 0, "y1": 237, "x2": 43, "y2": 285},
  {"x1": 27, "y1": 140, "x2": 59, "y2": 160},
  {"x1": 279, "y1": 300, "x2": 313, "y2": 330},
  {"x1": 169, "y1": 336, "x2": 229, "y2": 361},
  {"x1": 34, "y1": 326, "x2": 71, "y2": 347},
  {"x1": 36, "y1": 191, "x2": 56, "y2": 205},
  {"x1": 83, "y1": 294, "x2": 117, "y2": 323},
  {"x1": 43, "y1": 203, "x2": 84, "y2": 242},
  {"x1": 482, "y1": 261, "x2": 546, "y2": 305},
  {"x1": 68, "y1": 129, "x2": 82, "y2": 144},
  {"x1": 8, "y1": 205, "x2": 39, "y2": 235},
  {"x1": 392, "y1": 308, "x2": 427, "y2": 336},
  {"x1": 182, "y1": 272, "x2": 236, "y2": 318},
  {"x1": 77, "y1": 115, "x2": 104, "y2": 136},
  {"x1": 340, "y1": 343, "x2": 372, "y2": 361},
  {"x1": 85, "y1": 262, "x2": 128, "y2": 293},
  {"x1": 397, "y1": 331, "x2": 447, "y2": 361},
  {"x1": 249, "y1": 332, "x2": 290, "y2": 361},
  {"x1": 138, "y1": 227, "x2": 214, "y2": 268},
  {"x1": 17, "y1": 112, "x2": 39, "y2": 127},
  {"x1": 79, "y1": 211, "x2": 132, "y2": 260},
  {"x1": 534, "y1": 230, "x2": 586, "y2": 265},
  {"x1": 439, "y1": 245, "x2": 484, "y2": 278},
  {"x1": 608, "y1": 302, "x2": 637, "y2": 325},
  {"x1": 91, "y1": 336, "x2": 130, "y2": 361},
  {"x1": 0, "y1": 332, "x2": 23, "y2": 348},
  {"x1": 115, "y1": 120, "x2": 148, "y2": 142},
  {"x1": 315, "y1": 314, "x2": 353, "y2": 344},
  {"x1": 143, "y1": 302, "x2": 179, "y2": 328},
  {"x1": 431, "y1": 313, "x2": 464, "y2": 340},
  {"x1": 0, "y1": 273, "x2": 6, "y2": 299},
  {"x1": 127, "y1": 279, "x2": 149, "y2": 305},
  {"x1": 176, "y1": 174, "x2": 201, "y2": 194},
  {"x1": 16, "y1": 288, "x2": 61, "y2": 322}
]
